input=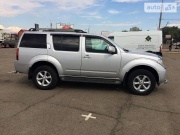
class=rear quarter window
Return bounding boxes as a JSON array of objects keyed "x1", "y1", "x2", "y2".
[{"x1": 20, "y1": 34, "x2": 47, "y2": 48}]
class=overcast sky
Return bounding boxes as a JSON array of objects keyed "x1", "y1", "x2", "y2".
[{"x1": 0, "y1": 0, "x2": 180, "y2": 33}]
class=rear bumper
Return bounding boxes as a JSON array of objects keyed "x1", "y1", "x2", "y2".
[{"x1": 14, "y1": 61, "x2": 29, "y2": 74}]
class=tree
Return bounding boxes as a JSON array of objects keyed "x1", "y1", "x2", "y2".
[
  {"x1": 122, "y1": 30, "x2": 128, "y2": 32},
  {"x1": 129, "y1": 26, "x2": 142, "y2": 31},
  {"x1": 162, "y1": 26, "x2": 180, "y2": 43},
  {"x1": 173, "y1": 29, "x2": 180, "y2": 42}
]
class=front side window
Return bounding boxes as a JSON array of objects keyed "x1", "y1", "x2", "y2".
[
  {"x1": 85, "y1": 36, "x2": 109, "y2": 53},
  {"x1": 20, "y1": 34, "x2": 46, "y2": 48},
  {"x1": 53, "y1": 35, "x2": 79, "y2": 52}
]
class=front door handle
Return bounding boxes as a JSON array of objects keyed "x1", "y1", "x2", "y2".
[{"x1": 83, "y1": 55, "x2": 91, "y2": 59}]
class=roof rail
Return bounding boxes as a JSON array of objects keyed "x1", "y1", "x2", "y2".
[{"x1": 29, "y1": 24, "x2": 86, "y2": 33}]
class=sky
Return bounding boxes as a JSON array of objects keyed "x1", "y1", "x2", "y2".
[{"x1": 0, "y1": 0, "x2": 180, "y2": 33}]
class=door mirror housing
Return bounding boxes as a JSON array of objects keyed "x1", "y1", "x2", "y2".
[{"x1": 108, "y1": 46, "x2": 116, "y2": 54}]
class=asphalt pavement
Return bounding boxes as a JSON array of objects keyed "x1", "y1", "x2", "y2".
[{"x1": 0, "y1": 48, "x2": 180, "y2": 135}]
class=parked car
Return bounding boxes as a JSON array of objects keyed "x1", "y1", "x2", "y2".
[
  {"x1": 14, "y1": 27, "x2": 167, "y2": 95},
  {"x1": 3, "y1": 34, "x2": 18, "y2": 48},
  {"x1": 174, "y1": 42, "x2": 180, "y2": 48}
]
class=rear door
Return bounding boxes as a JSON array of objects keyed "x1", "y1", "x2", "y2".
[{"x1": 48, "y1": 34, "x2": 81, "y2": 76}]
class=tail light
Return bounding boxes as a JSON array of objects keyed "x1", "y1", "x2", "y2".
[{"x1": 16, "y1": 48, "x2": 19, "y2": 60}]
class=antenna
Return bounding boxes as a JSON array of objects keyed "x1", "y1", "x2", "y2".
[{"x1": 50, "y1": 20, "x2": 52, "y2": 29}]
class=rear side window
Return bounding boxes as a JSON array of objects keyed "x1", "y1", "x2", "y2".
[
  {"x1": 53, "y1": 35, "x2": 79, "y2": 52},
  {"x1": 20, "y1": 34, "x2": 47, "y2": 48}
]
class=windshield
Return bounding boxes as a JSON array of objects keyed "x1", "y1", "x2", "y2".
[{"x1": 107, "y1": 36, "x2": 127, "y2": 50}]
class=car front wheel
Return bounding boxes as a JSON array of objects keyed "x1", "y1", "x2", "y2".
[
  {"x1": 33, "y1": 66, "x2": 58, "y2": 90},
  {"x1": 127, "y1": 69, "x2": 156, "y2": 95}
]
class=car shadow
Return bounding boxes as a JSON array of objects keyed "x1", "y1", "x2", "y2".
[
  {"x1": 56, "y1": 81, "x2": 129, "y2": 94},
  {"x1": 17, "y1": 76, "x2": 129, "y2": 94}
]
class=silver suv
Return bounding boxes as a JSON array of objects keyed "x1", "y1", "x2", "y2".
[{"x1": 14, "y1": 28, "x2": 167, "y2": 95}]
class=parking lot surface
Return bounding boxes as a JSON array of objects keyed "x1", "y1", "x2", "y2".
[{"x1": 0, "y1": 48, "x2": 180, "y2": 135}]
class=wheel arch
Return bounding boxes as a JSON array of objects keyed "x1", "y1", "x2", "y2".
[
  {"x1": 28, "y1": 61, "x2": 59, "y2": 79},
  {"x1": 123, "y1": 65, "x2": 159, "y2": 86}
]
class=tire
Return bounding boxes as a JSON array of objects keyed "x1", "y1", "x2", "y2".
[
  {"x1": 32, "y1": 66, "x2": 58, "y2": 90},
  {"x1": 2, "y1": 44, "x2": 6, "y2": 48},
  {"x1": 127, "y1": 69, "x2": 156, "y2": 95},
  {"x1": 9, "y1": 44, "x2": 14, "y2": 48}
]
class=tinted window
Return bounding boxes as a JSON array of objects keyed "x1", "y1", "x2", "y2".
[
  {"x1": 85, "y1": 36, "x2": 109, "y2": 53},
  {"x1": 20, "y1": 34, "x2": 46, "y2": 48},
  {"x1": 53, "y1": 35, "x2": 79, "y2": 52}
]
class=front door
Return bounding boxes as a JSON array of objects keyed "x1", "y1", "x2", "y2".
[{"x1": 81, "y1": 36, "x2": 121, "y2": 78}]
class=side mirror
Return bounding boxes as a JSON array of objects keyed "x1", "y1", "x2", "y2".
[{"x1": 108, "y1": 46, "x2": 116, "y2": 54}]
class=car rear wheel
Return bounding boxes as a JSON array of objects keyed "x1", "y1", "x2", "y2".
[
  {"x1": 127, "y1": 69, "x2": 156, "y2": 95},
  {"x1": 33, "y1": 66, "x2": 58, "y2": 90}
]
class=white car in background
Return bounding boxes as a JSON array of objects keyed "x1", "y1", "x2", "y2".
[{"x1": 174, "y1": 42, "x2": 180, "y2": 47}]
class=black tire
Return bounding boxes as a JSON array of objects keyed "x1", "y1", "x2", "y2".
[
  {"x1": 32, "y1": 66, "x2": 58, "y2": 90},
  {"x1": 127, "y1": 69, "x2": 156, "y2": 95},
  {"x1": 2, "y1": 44, "x2": 6, "y2": 48},
  {"x1": 9, "y1": 44, "x2": 14, "y2": 48}
]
